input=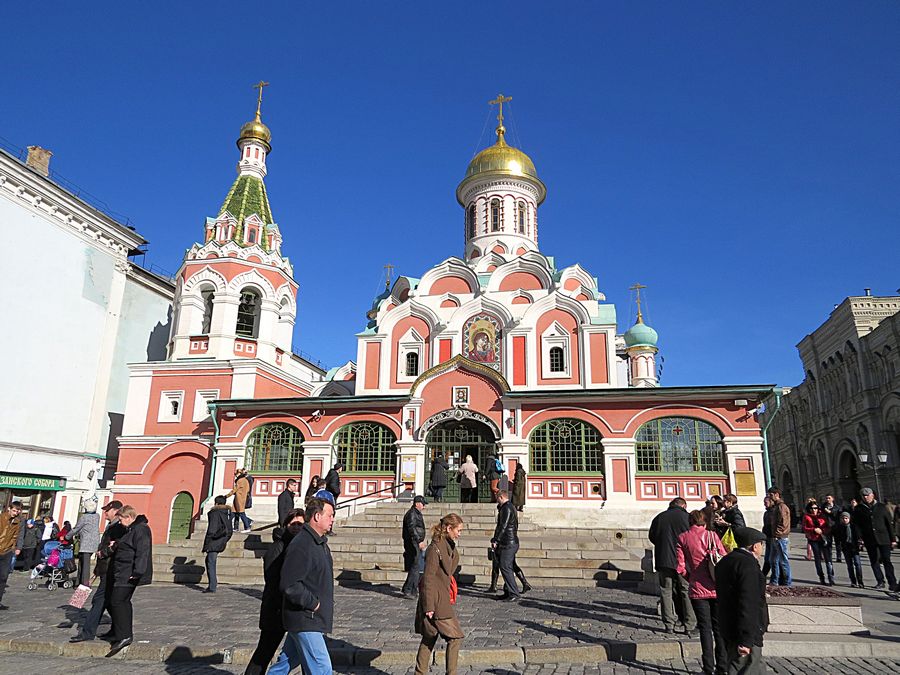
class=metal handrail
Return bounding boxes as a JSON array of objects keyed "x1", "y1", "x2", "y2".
[
  {"x1": 335, "y1": 482, "x2": 405, "y2": 512},
  {"x1": 247, "y1": 482, "x2": 406, "y2": 533}
]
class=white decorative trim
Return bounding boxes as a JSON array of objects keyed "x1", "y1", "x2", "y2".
[
  {"x1": 111, "y1": 485, "x2": 154, "y2": 494},
  {"x1": 157, "y1": 390, "x2": 184, "y2": 423},
  {"x1": 192, "y1": 389, "x2": 220, "y2": 422},
  {"x1": 541, "y1": 321, "x2": 571, "y2": 379},
  {"x1": 0, "y1": 150, "x2": 143, "y2": 258}
]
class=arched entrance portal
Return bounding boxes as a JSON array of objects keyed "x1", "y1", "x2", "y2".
[
  {"x1": 425, "y1": 419, "x2": 497, "y2": 503},
  {"x1": 838, "y1": 450, "x2": 861, "y2": 504},
  {"x1": 168, "y1": 491, "x2": 194, "y2": 542}
]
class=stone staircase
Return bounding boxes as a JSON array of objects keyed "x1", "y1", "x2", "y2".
[{"x1": 152, "y1": 501, "x2": 648, "y2": 588}]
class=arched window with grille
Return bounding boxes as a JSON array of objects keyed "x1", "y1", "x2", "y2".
[
  {"x1": 246, "y1": 423, "x2": 304, "y2": 473},
  {"x1": 200, "y1": 288, "x2": 215, "y2": 334},
  {"x1": 466, "y1": 204, "x2": 476, "y2": 239},
  {"x1": 490, "y1": 199, "x2": 501, "y2": 232},
  {"x1": 405, "y1": 351, "x2": 420, "y2": 377},
  {"x1": 529, "y1": 418, "x2": 603, "y2": 473},
  {"x1": 333, "y1": 422, "x2": 397, "y2": 473},
  {"x1": 517, "y1": 200, "x2": 526, "y2": 234},
  {"x1": 236, "y1": 288, "x2": 261, "y2": 338},
  {"x1": 549, "y1": 346, "x2": 565, "y2": 373},
  {"x1": 635, "y1": 417, "x2": 723, "y2": 473}
]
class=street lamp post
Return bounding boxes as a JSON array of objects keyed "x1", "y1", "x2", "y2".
[{"x1": 858, "y1": 449, "x2": 889, "y2": 499}]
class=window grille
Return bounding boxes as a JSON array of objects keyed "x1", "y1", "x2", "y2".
[
  {"x1": 529, "y1": 418, "x2": 603, "y2": 473},
  {"x1": 405, "y1": 351, "x2": 419, "y2": 377},
  {"x1": 334, "y1": 422, "x2": 396, "y2": 473},
  {"x1": 517, "y1": 201, "x2": 526, "y2": 234},
  {"x1": 236, "y1": 289, "x2": 261, "y2": 338},
  {"x1": 549, "y1": 346, "x2": 565, "y2": 373},
  {"x1": 201, "y1": 290, "x2": 215, "y2": 334},
  {"x1": 246, "y1": 423, "x2": 304, "y2": 473},
  {"x1": 491, "y1": 199, "x2": 501, "y2": 232},
  {"x1": 467, "y1": 204, "x2": 476, "y2": 239},
  {"x1": 635, "y1": 417, "x2": 723, "y2": 473}
]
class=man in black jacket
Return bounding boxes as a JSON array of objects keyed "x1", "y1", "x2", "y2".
[
  {"x1": 278, "y1": 479, "x2": 298, "y2": 525},
  {"x1": 648, "y1": 497, "x2": 695, "y2": 634},
  {"x1": 70, "y1": 500, "x2": 125, "y2": 643},
  {"x1": 202, "y1": 496, "x2": 233, "y2": 593},
  {"x1": 269, "y1": 497, "x2": 335, "y2": 675},
  {"x1": 491, "y1": 490, "x2": 520, "y2": 601},
  {"x1": 324, "y1": 462, "x2": 344, "y2": 501},
  {"x1": 853, "y1": 487, "x2": 897, "y2": 591},
  {"x1": 716, "y1": 527, "x2": 769, "y2": 674},
  {"x1": 401, "y1": 496, "x2": 427, "y2": 598}
]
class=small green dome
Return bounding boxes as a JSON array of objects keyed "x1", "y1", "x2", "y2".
[{"x1": 624, "y1": 321, "x2": 658, "y2": 348}]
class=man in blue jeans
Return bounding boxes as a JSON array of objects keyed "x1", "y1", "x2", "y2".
[
  {"x1": 268, "y1": 497, "x2": 335, "y2": 675},
  {"x1": 767, "y1": 487, "x2": 792, "y2": 586}
]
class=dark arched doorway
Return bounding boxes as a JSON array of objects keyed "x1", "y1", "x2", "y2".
[
  {"x1": 424, "y1": 420, "x2": 496, "y2": 503},
  {"x1": 838, "y1": 450, "x2": 861, "y2": 503}
]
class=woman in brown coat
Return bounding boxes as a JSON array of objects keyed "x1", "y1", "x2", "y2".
[
  {"x1": 415, "y1": 513, "x2": 465, "y2": 675},
  {"x1": 226, "y1": 469, "x2": 253, "y2": 532}
]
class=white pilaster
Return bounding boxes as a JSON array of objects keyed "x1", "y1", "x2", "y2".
[{"x1": 602, "y1": 438, "x2": 637, "y2": 505}]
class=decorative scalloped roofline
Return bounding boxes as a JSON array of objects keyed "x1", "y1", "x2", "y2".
[{"x1": 410, "y1": 354, "x2": 510, "y2": 397}]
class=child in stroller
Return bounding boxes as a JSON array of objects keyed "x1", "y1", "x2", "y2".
[{"x1": 27, "y1": 539, "x2": 77, "y2": 591}]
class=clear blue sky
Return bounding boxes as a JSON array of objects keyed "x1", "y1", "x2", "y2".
[{"x1": 5, "y1": 2, "x2": 899, "y2": 386}]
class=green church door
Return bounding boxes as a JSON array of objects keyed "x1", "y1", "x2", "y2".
[{"x1": 169, "y1": 492, "x2": 194, "y2": 541}]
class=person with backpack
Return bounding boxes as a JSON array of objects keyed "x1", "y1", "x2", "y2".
[
  {"x1": 486, "y1": 455, "x2": 504, "y2": 503},
  {"x1": 202, "y1": 496, "x2": 233, "y2": 593},
  {"x1": 649, "y1": 497, "x2": 696, "y2": 635},
  {"x1": 677, "y1": 509, "x2": 727, "y2": 675}
]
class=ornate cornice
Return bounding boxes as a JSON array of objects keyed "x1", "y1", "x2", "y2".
[
  {"x1": 0, "y1": 149, "x2": 144, "y2": 259},
  {"x1": 419, "y1": 407, "x2": 501, "y2": 439}
]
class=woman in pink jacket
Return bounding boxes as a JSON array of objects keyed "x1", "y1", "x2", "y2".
[{"x1": 676, "y1": 509, "x2": 727, "y2": 675}]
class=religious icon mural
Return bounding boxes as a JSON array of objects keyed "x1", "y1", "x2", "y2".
[{"x1": 463, "y1": 314, "x2": 502, "y2": 371}]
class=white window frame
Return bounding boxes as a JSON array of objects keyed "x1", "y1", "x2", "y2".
[
  {"x1": 396, "y1": 327, "x2": 425, "y2": 383},
  {"x1": 193, "y1": 389, "x2": 220, "y2": 422},
  {"x1": 158, "y1": 390, "x2": 185, "y2": 423},
  {"x1": 541, "y1": 322, "x2": 571, "y2": 379}
]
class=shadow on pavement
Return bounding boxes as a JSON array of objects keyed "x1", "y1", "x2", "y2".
[{"x1": 163, "y1": 646, "x2": 232, "y2": 674}]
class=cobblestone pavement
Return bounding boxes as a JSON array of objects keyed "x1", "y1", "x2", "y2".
[
  {"x1": 1, "y1": 542, "x2": 899, "y2": 652},
  {"x1": 1, "y1": 653, "x2": 900, "y2": 674},
  {"x1": 0, "y1": 578, "x2": 687, "y2": 649}
]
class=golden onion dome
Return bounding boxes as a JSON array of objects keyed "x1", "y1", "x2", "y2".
[
  {"x1": 238, "y1": 114, "x2": 272, "y2": 151},
  {"x1": 465, "y1": 133, "x2": 538, "y2": 180},
  {"x1": 458, "y1": 127, "x2": 546, "y2": 205}
]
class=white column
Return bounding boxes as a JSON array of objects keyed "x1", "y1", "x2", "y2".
[
  {"x1": 602, "y1": 438, "x2": 637, "y2": 505},
  {"x1": 722, "y1": 436, "x2": 767, "y2": 525},
  {"x1": 302, "y1": 441, "x2": 334, "y2": 496},
  {"x1": 208, "y1": 293, "x2": 239, "y2": 358},
  {"x1": 396, "y1": 441, "x2": 426, "y2": 496}
]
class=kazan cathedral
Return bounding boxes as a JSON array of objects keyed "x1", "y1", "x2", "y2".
[{"x1": 113, "y1": 93, "x2": 773, "y2": 539}]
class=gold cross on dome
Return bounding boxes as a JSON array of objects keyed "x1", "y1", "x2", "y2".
[
  {"x1": 252, "y1": 80, "x2": 270, "y2": 119},
  {"x1": 384, "y1": 263, "x2": 395, "y2": 291},
  {"x1": 489, "y1": 93, "x2": 513, "y2": 125},
  {"x1": 629, "y1": 282, "x2": 647, "y2": 323},
  {"x1": 489, "y1": 93, "x2": 512, "y2": 140}
]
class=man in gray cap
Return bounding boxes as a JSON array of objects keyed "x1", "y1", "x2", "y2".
[
  {"x1": 853, "y1": 487, "x2": 897, "y2": 591},
  {"x1": 715, "y1": 527, "x2": 769, "y2": 674}
]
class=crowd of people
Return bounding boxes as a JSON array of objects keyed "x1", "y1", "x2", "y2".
[
  {"x1": 3, "y1": 464, "x2": 900, "y2": 675},
  {"x1": 649, "y1": 485, "x2": 899, "y2": 675}
]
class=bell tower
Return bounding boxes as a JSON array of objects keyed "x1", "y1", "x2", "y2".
[{"x1": 167, "y1": 84, "x2": 297, "y2": 366}]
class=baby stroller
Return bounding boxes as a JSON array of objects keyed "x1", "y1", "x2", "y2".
[{"x1": 27, "y1": 540, "x2": 77, "y2": 591}]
